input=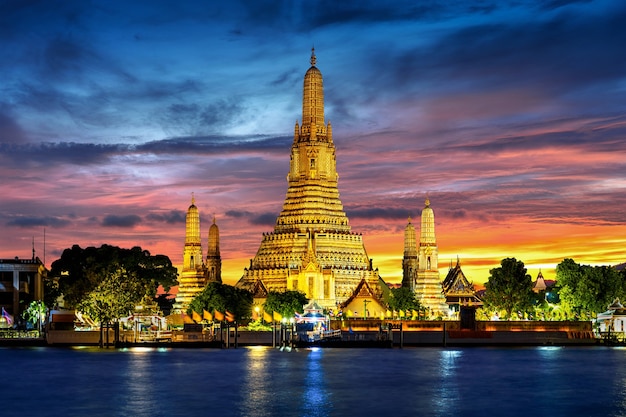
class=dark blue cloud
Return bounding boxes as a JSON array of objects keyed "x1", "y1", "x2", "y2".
[
  {"x1": 101, "y1": 214, "x2": 142, "y2": 228},
  {"x1": 145, "y1": 211, "x2": 186, "y2": 224},
  {"x1": 6, "y1": 215, "x2": 71, "y2": 228}
]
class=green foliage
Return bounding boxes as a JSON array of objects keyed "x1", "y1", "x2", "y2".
[
  {"x1": 245, "y1": 319, "x2": 272, "y2": 331},
  {"x1": 78, "y1": 267, "x2": 145, "y2": 324},
  {"x1": 22, "y1": 300, "x2": 46, "y2": 327},
  {"x1": 483, "y1": 258, "x2": 534, "y2": 320},
  {"x1": 556, "y1": 258, "x2": 625, "y2": 316},
  {"x1": 188, "y1": 282, "x2": 253, "y2": 321},
  {"x1": 50, "y1": 244, "x2": 178, "y2": 311},
  {"x1": 387, "y1": 287, "x2": 421, "y2": 312},
  {"x1": 263, "y1": 290, "x2": 308, "y2": 318}
]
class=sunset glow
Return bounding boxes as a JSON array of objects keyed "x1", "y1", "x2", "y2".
[{"x1": 1, "y1": 1, "x2": 625, "y2": 287}]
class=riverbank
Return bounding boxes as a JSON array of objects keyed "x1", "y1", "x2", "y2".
[{"x1": 1, "y1": 319, "x2": 602, "y2": 348}]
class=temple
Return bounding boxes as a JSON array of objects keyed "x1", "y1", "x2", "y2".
[
  {"x1": 442, "y1": 257, "x2": 482, "y2": 311},
  {"x1": 175, "y1": 194, "x2": 222, "y2": 310},
  {"x1": 401, "y1": 217, "x2": 418, "y2": 291},
  {"x1": 235, "y1": 49, "x2": 387, "y2": 312},
  {"x1": 403, "y1": 198, "x2": 448, "y2": 316}
]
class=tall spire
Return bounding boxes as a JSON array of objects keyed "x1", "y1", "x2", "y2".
[
  {"x1": 420, "y1": 197, "x2": 436, "y2": 245},
  {"x1": 280, "y1": 49, "x2": 344, "y2": 234},
  {"x1": 176, "y1": 193, "x2": 206, "y2": 311},
  {"x1": 302, "y1": 47, "x2": 325, "y2": 130},
  {"x1": 206, "y1": 216, "x2": 222, "y2": 283},
  {"x1": 415, "y1": 197, "x2": 448, "y2": 316},
  {"x1": 402, "y1": 216, "x2": 418, "y2": 290},
  {"x1": 185, "y1": 193, "x2": 200, "y2": 245},
  {"x1": 237, "y1": 50, "x2": 385, "y2": 310}
]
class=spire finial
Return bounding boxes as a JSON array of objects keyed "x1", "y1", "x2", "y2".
[
  {"x1": 191, "y1": 192, "x2": 195, "y2": 205},
  {"x1": 310, "y1": 47, "x2": 316, "y2": 66}
]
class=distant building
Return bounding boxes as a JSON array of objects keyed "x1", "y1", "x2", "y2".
[
  {"x1": 174, "y1": 194, "x2": 222, "y2": 311},
  {"x1": 408, "y1": 199, "x2": 449, "y2": 316},
  {"x1": 532, "y1": 270, "x2": 547, "y2": 293},
  {"x1": 401, "y1": 217, "x2": 418, "y2": 291},
  {"x1": 0, "y1": 256, "x2": 46, "y2": 325},
  {"x1": 441, "y1": 258, "x2": 482, "y2": 311}
]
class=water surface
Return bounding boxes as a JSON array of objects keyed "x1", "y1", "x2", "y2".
[{"x1": 2, "y1": 346, "x2": 624, "y2": 417}]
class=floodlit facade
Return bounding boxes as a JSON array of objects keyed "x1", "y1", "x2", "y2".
[
  {"x1": 236, "y1": 50, "x2": 386, "y2": 309},
  {"x1": 0, "y1": 256, "x2": 46, "y2": 325},
  {"x1": 405, "y1": 198, "x2": 449, "y2": 316},
  {"x1": 401, "y1": 217, "x2": 418, "y2": 291},
  {"x1": 175, "y1": 194, "x2": 222, "y2": 311}
]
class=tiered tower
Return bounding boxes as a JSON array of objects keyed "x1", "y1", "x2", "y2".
[
  {"x1": 401, "y1": 217, "x2": 418, "y2": 291},
  {"x1": 235, "y1": 49, "x2": 385, "y2": 309},
  {"x1": 205, "y1": 217, "x2": 222, "y2": 283},
  {"x1": 415, "y1": 198, "x2": 448, "y2": 316},
  {"x1": 175, "y1": 194, "x2": 205, "y2": 310}
]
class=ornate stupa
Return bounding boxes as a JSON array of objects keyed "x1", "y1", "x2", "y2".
[
  {"x1": 205, "y1": 217, "x2": 222, "y2": 283},
  {"x1": 175, "y1": 195, "x2": 222, "y2": 311},
  {"x1": 401, "y1": 217, "x2": 418, "y2": 291},
  {"x1": 175, "y1": 193, "x2": 205, "y2": 310},
  {"x1": 415, "y1": 198, "x2": 448, "y2": 316},
  {"x1": 235, "y1": 49, "x2": 386, "y2": 310}
]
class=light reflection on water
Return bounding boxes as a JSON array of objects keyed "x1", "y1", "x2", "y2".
[
  {"x1": 433, "y1": 349, "x2": 461, "y2": 416},
  {"x1": 1, "y1": 346, "x2": 625, "y2": 417}
]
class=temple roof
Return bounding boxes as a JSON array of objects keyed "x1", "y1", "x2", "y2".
[
  {"x1": 442, "y1": 259, "x2": 482, "y2": 304},
  {"x1": 339, "y1": 278, "x2": 385, "y2": 309}
]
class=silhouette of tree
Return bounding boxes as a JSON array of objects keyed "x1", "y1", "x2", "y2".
[
  {"x1": 483, "y1": 258, "x2": 534, "y2": 320},
  {"x1": 50, "y1": 244, "x2": 178, "y2": 319}
]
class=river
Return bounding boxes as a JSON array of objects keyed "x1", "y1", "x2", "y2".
[{"x1": 2, "y1": 346, "x2": 624, "y2": 417}]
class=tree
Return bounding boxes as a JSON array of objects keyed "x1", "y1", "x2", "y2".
[
  {"x1": 556, "y1": 258, "x2": 625, "y2": 316},
  {"x1": 387, "y1": 287, "x2": 421, "y2": 312},
  {"x1": 263, "y1": 290, "x2": 309, "y2": 318},
  {"x1": 188, "y1": 282, "x2": 253, "y2": 321},
  {"x1": 50, "y1": 244, "x2": 178, "y2": 312},
  {"x1": 77, "y1": 266, "x2": 145, "y2": 325},
  {"x1": 22, "y1": 300, "x2": 46, "y2": 332},
  {"x1": 483, "y1": 258, "x2": 534, "y2": 320},
  {"x1": 43, "y1": 277, "x2": 62, "y2": 309}
]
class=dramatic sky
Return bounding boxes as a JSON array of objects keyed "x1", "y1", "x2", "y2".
[{"x1": 1, "y1": 0, "x2": 625, "y2": 287}]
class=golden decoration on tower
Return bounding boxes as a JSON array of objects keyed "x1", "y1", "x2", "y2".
[
  {"x1": 236, "y1": 49, "x2": 386, "y2": 311},
  {"x1": 175, "y1": 194, "x2": 222, "y2": 311}
]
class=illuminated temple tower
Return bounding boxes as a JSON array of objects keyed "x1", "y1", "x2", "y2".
[
  {"x1": 401, "y1": 217, "x2": 418, "y2": 291},
  {"x1": 175, "y1": 195, "x2": 222, "y2": 310},
  {"x1": 205, "y1": 217, "x2": 222, "y2": 283},
  {"x1": 415, "y1": 198, "x2": 448, "y2": 316},
  {"x1": 235, "y1": 50, "x2": 386, "y2": 310},
  {"x1": 175, "y1": 194, "x2": 204, "y2": 309}
]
